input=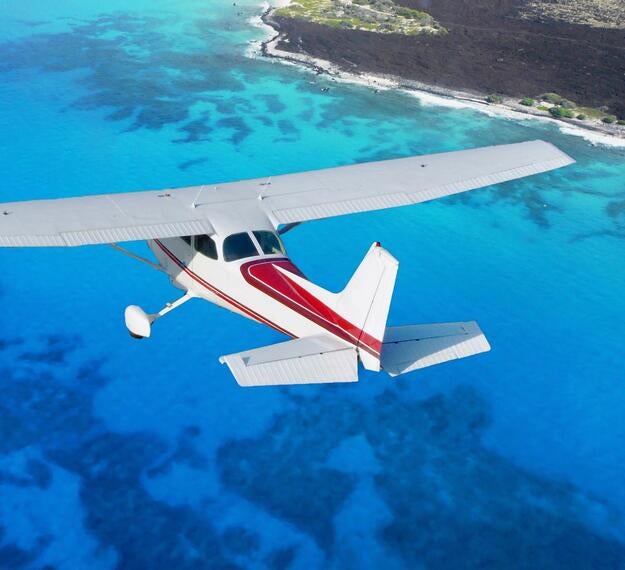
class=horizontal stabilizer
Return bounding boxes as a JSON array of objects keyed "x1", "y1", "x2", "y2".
[
  {"x1": 381, "y1": 321, "x2": 490, "y2": 377},
  {"x1": 219, "y1": 335, "x2": 358, "y2": 387}
]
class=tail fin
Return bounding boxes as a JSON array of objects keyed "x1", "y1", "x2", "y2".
[{"x1": 335, "y1": 242, "x2": 398, "y2": 371}]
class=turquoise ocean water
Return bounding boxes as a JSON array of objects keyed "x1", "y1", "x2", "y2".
[{"x1": 1, "y1": 1, "x2": 624, "y2": 567}]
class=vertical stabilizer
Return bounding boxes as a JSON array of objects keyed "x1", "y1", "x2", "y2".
[{"x1": 335, "y1": 242, "x2": 398, "y2": 371}]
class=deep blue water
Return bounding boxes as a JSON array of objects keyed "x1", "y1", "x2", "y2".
[{"x1": 1, "y1": 1, "x2": 625, "y2": 568}]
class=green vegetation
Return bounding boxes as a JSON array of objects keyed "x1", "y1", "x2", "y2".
[
  {"x1": 274, "y1": 0, "x2": 445, "y2": 35},
  {"x1": 618, "y1": 120, "x2": 625, "y2": 126},
  {"x1": 549, "y1": 106, "x2": 575, "y2": 119},
  {"x1": 540, "y1": 92, "x2": 563, "y2": 105},
  {"x1": 520, "y1": 97, "x2": 535, "y2": 106},
  {"x1": 396, "y1": 6, "x2": 431, "y2": 20},
  {"x1": 525, "y1": 93, "x2": 618, "y2": 125},
  {"x1": 574, "y1": 106, "x2": 607, "y2": 119},
  {"x1": 485, "y1": 93, "x2": 503, "y2": 104}
]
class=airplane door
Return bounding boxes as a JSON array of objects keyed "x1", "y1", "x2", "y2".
[{"x1": 190, "y1": 234, "x2": 220, "y2": 279}]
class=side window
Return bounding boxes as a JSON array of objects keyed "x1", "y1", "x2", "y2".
[
  {"x1": 181, "y1": 236, "x2": 192, "y2": 245},
  {"x1": 223, "y1": 232, "x2": 259, "y2": 262},
  {"x1": 196, "y1": 234, "x2": 218, "y2": 260},
  {"x1": 253, "y1": 231, "x2": 285, "y2": 255}
]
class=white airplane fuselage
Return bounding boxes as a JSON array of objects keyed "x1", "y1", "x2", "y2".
[{"x1": 148, "y1": 225, "x2": 384, "y2": 363}]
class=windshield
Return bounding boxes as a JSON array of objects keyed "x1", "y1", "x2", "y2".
[
  {"x1": 223, "y1": 232, "x2": 259, "y2": 262},
  {"x1": 253, "y1": 231, "x2": 286, "y2": 256}
]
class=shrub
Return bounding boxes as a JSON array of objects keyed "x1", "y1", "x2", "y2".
[
  {"x1": 520, "y1": 97, "x2": 535, "y2": 106},
  {"x1": 549, "y1": 106, "x2": 574, "y2": 119},
  {"x1": 540, "y1": 92, "x2": 563, "y2": 105},
  {"x1": 486, "y1": 93, "x2": 503, "y2": 104},
  {"x1": 396, "y1": 7, "x2": 429, "y2": 20},
  {"x1": 576, "y1": 114, "x2": 587, "y2": 120},
  {"x1": 602, "y1": 115, "x2": 617, "y2": 124},
  {"x1": 561, "y1": 98, "x2": 576, "y2": 109},
  {"x1": 618, "y1": 120, "x2": 625, "y2": 126}
]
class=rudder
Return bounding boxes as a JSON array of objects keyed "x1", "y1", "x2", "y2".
[{"x1": 335, "y1": 242, "x2": 398, "y2": 371}]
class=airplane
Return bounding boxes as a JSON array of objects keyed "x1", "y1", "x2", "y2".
[{"x1": 0, "y1": 140, "x2": 574, "y2": 386}]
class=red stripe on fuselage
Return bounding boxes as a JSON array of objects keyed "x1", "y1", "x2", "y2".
[
  {"x1": 153, "y1": 240, "x2": 294, "y2": 337},
  {"x1": 241, "y1": 259, "x2": 382, "y2": 357}
]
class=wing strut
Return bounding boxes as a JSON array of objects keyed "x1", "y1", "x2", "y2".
[
  {"x1": 278, "y1": 222, "x2": 302, "y2": 235},
  {"x1": 110, "y1": 243, "x2": 165, "y2": 273}
]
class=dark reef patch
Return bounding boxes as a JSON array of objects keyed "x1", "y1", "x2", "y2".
[
  {"x1": 218, "y1": 394, "x2": 363, "y2": 552},
  {"x1": 50, "y1": 431, "x2": 237, "y2": 570},
  {"x1": 1, "y1": 330, "x2": 624, "y2": 568},
  {"x1": 571, "y1": 193, "x2": 625, "y2": 242},
  {"x1": 0, "y1": 537, "x2": 37, "y2": 570},
  {"x1": 216, "y1": 116, "x2": 252, "y2": 145},
  {"x1": 0, "y1": 335, "x2": 238, "y2": 568},
  {"x1": 178, "y1": 157, "x2": 210, "y2": 171},
  {"x1": 277, "y1": 119, "x2": 299, "y2": 137},
  {"x1": 174, "y1": 117, "x2": 213, "y2": 144},
  {"x1": 259, "y1": 94, "x2": 286, "y2": 114},
  {"x1": 222, "y1": 526, "x2": 261, "y2": 557},
  {"x1": 218, "y1": 387, "x2": 625, "y2": 567},
  {"x1": 19, "y1": 334, "x2": 81, "y2": 365},
  {"x1": 0, "y1": 12, "x2": 253, "y2": 137},
  {"x1": 0, "y1": 458, "x2": 51, "y2": 490},
  {"x1": 607, "y1": 199, "x2": 625, "y2": 220},
  {"x1": 264, "y1": 546, "x2": 297, "y2": 570}
]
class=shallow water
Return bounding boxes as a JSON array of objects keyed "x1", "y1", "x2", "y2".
[{"x1": 0, "y1": 1, "x2": 624, "y2": 568}]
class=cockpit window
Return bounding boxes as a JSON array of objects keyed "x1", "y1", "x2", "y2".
[
  {"x1": 196, "y1": 234, "x2": 218, "y2": 260},
  {"x1": 223, "y1": 232, "x2": 259, "y2": 262},
  {"x1": 253, "y1": 231, "x2": 286, "y2": 255},
  {"x1": 181, "y1": 236, "x2": 192, "y2": 245}
]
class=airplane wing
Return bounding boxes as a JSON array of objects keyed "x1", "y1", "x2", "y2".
[
  {"x1": 219, "y1": 334, "x2": 358, "y2": 387},
  {"x1": 0, "y1": 140, "x2": 573, "y2": 247},
  {"x1": 0, "y1": 190, "x2": 215, "y2": 247},
  {"x1": 255, "y1": 139, "x2": 574, "y2": 225},
  {"x1": 381, "y1": 321, "x2": 490, "y2": 377}
]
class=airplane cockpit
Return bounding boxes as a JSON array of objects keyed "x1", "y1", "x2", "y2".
[{"x1": 180, "y1": 230, "x2": 286, "y2": 263}]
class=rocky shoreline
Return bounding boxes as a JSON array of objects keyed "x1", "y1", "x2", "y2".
[{"x1": 253, "y1": 4, "x2": 625, "y2": 146}]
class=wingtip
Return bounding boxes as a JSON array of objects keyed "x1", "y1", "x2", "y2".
[{"x1": 535, "y1": 139, "x2": 576, "y2": 165}]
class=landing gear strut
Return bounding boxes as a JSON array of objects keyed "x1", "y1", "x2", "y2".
[{"x1": 125, "y1": 292, "x2": 194, "y2": 339}]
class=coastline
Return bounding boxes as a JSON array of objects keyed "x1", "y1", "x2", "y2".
[{"x1": 249, "y1": 5, "x2": 625, "y2": 148}]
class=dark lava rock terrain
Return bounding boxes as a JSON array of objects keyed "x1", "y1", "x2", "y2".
[{"x1": 269, "y1": 0, "x2": 625, "y2": 117}]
